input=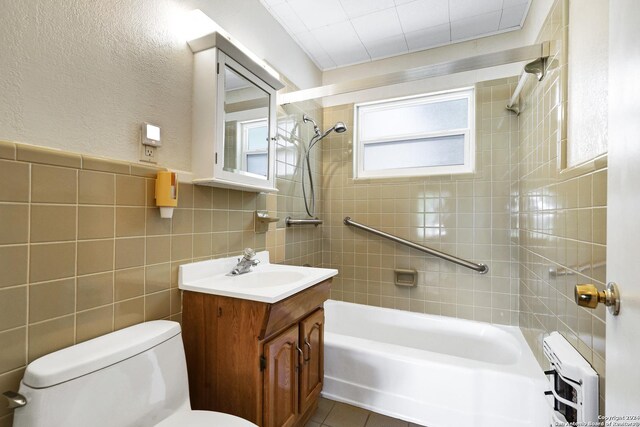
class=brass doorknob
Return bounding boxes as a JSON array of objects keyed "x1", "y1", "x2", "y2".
[{"x1": 574, "y1": 282, "x2": 620, "y2": 315}]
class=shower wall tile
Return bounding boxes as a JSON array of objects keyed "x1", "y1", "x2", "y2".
[
  {"x1": 516, "y1": 0, "x2": 606, "y2": 412},
  {"x1": 322, "y1": 77, "x2": 520, "y2": 326},
  {"x1": 0, "y1": 160, "x2": 29, "y2": 202},
  {"x1": 0, "y1": 204, "x2": 28, "y2": 244},
  {"x1": 269, "y1": 76, "x2": 325, "y2": 268}
]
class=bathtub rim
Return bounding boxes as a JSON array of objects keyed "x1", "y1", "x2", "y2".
[{"x1": 324, "y1": 299, "x2": 526, "y2": 366}]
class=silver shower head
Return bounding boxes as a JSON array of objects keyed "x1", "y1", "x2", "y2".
[
  {"x1": 319, "y1": 122, "x2": 347, "y2": 139},
  {"x1": 308, "y1": 122, "x2": 348, "y2": 151}
]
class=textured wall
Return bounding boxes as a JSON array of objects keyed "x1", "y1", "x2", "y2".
[
  {"x1": 516, "y1": 0, "x2": 607, "y2": 412},
  {"x1": 0, "y1": 0, "x2": 322, "y2": 172},
  {"x1": 0, "y1": 0, "x2": 194, "y2": 170},
  {"x1": 566, "y1": 0, "x2": 609, "y2": 167},
  {"x1": 321, "y1": 78, "x2": 521, "y2": 325}
]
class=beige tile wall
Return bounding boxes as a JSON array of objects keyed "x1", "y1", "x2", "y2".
[
  {"x1": 320, "y1": 77, "x2": 521, "y2": 325},
  {"x1": 274, "y1": 95, "x2": 325, "y2": 267},
  {"x1": 0, "y1": 104, "x2": 322, "y2": 424},
  {"x1": 516, "y1": 0, "x2": 607, "y2": 412},
  {"x1": 0, "y1": 144, "x2": 261, "y2": 425}
]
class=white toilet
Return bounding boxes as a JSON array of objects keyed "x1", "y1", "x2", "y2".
[{"x1": 12, "y1": 320, "x2": 257, "y2": 427}]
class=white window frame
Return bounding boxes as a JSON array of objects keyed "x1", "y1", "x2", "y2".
[
  {"x1": 238, "y1": 118, "x2": 269, "y2": 176},
  {"x1": 353, "y1": 87, "x2": 475, "y2": 180}
]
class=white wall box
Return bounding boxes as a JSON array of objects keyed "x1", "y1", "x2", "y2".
[{"x1": 189, "y1": 33, "x2": 284, "y2": 193}]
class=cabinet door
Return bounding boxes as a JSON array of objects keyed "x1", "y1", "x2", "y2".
[
  {"x1": 299, "y1": 309, "x2": 324, "y2": 414},
  {"x1": 263, "y1": 325, "x2": 300, "y2": 427}
]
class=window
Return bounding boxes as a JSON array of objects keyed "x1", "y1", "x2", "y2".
[
  {"x1": 354, "y1": 87, "x2": 475, "y2": 179},
  {"x1": 238, "y1": 119, "x2": 269, "y2": 176}
]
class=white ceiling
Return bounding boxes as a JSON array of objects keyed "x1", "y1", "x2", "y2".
[{"x1": 259, "y1": 0, "x2": 531, "y2": 70}]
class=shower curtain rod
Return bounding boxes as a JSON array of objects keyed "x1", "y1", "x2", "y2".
[
  {"x1": 279, "y1": 42, "x2": 550, "y2": 105},
  {"x1": 344, "y1": 217, "x2": 488, "y2": 274}
]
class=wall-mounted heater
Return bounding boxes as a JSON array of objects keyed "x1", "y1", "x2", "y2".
[{"x1": 543, "y1": 332, "x2": 598, "y2": 426}]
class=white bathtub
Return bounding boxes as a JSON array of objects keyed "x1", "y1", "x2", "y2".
[{"x1": 323, "y1": 300, "x2": 548, "y2": 427}]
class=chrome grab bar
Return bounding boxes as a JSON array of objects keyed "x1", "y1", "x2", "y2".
[
  {"x1": 285, "y1": 217, "x2": 323, "y2": 227},
  {"x1": 343, "y1": 217, "x2": 488, "y2": 274}
]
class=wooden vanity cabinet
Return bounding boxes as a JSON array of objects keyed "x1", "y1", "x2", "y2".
[{"x1": 182, "y1": 279, "x2": 330, "y2": 427}]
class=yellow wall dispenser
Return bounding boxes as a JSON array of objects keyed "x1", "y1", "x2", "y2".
[{"x1": 155, "y1": 171, "x2": 178, "y2": 218}]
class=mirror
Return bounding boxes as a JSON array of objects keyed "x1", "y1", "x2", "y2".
[
  {"x1": 190, "y1": 33, "x2": 283, "y2": 193},
  {"x1": 223, "y1": 66, "x2": 270, "y2": 178}
]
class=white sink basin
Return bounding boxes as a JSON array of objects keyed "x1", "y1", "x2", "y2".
[
  {"x1": 178, "y1": 251, "x2": 338, "y2": 303},
  {"x1": 223, "y1": 270, "x2": 307, "y2": 289}
]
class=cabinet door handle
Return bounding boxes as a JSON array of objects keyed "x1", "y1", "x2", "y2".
[
  {"x1": 297, "y1": 345, "x2": 304, "y2": 370},
  {"x1": 303, "y1": 338, "x2": 311, "y2": 363}
]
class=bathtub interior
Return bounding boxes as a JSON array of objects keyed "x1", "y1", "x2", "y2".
[
  {"x1": 322, "y1": 300, "x2": 549, "y2": 427},
  {"x1": 324, "y1": 300, "x2": 522, "y2": 365}
]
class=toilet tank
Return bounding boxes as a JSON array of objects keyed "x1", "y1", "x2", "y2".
[{"x1": 13, "y1": 321, "x2": 191, "y2": 427}]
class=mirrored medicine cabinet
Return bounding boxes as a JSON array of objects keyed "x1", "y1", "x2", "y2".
[{"x1": 189, "y1": 32, "x2": 284, "y2": 193}]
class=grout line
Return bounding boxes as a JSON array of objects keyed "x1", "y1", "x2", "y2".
[
  {"x1": 112, "y1": 175, "x2": 117, "y2": 331},
  {"x1": 24, "y1": 162, "x2": 32, "y2": 365}
]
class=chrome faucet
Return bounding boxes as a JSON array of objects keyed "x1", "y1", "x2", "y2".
[{"x1": 229, "y1": 248, "x2": 260, "y2": 275}]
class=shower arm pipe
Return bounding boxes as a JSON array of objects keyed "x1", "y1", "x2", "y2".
[
  {"x1": 279, "y1": 42, "x2": 550, "y2": 105},
  {"x1": 344, "y1": 217, "x2": 488, "y2": 274}
]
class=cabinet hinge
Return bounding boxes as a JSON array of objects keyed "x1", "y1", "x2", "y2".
[
  {"x1": 217, "y1": 63, "x2": 220, "y2": 74},
  {"x1": 215, "y1": 152, "x2": 218, "y2": 164},
  {"x1": 259, "y1": 355, "x2": 266, "y2": 371}
]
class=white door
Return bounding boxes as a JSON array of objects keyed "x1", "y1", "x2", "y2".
[{"x1": 606, "y1": 0, "x2": 640, "y2": 416}]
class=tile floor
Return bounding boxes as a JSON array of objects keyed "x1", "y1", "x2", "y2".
[{"x1": 306, "y1": 398, "x2": 427, "y2": 427}]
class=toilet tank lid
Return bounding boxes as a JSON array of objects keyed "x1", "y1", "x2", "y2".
[{"x1": 23, "y1": 320, "x2": 181, "y2": 389}]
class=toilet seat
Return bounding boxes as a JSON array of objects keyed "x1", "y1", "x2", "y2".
[{"x1": 156, "y1": 410, "x2": 258, "y2": 427}]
